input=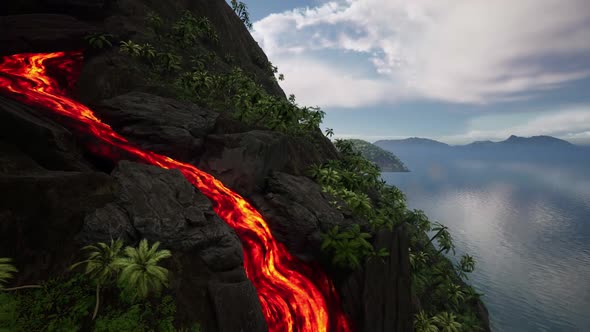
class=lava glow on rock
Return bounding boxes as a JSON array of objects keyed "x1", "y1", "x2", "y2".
[{"x1": 0, "y1": 51, "x2": 352, "y2": 332}]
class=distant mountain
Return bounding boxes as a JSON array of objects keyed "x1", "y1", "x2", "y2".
[
  {"x1": 377, "y1": 135, "x2": 576, "y2": 150},
  {"x1": 374, "y1": 137, "x2": 450, "y2": 150},
  {"x1": 374, "y1": 135, "x2": 588, "y2": 165},
  {"x1": 499, "y1": 135, "x2": 574, "y2": 147},
  {"x1": 346, "y1": 139, "x2": 409, "y2": 172}
]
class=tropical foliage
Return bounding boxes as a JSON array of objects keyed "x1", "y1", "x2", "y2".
[
  {"x1": 172, "y1": 11, "x2": 219, "y2": 45},
  {"x1": 415, "y1": 310, "x2": 439, "y2": 332},
  {"x1": 0, "y1": 258, "x2": 41, "y2": 292},
  {"x1": 71, "y1": 239, "x2": 171, "y2": 309},
  {"x1": 308, "y1": 138, "x2": 485, "y2": 330},
  {"x1": 230, "y1": 0, "x2": 253, "y2": 29},
  {"x1": 85, "y1": 33, "x2": 113, "y2": 49},
  {"x1": 70, "y1": 239, "x2": 124, "y2": 319},
  {"x1": 116, "y1": 239, "x2": 172, "y2": 301},
  {"x1": 0, "y1": 274, "x2": 190, "y2": 331},
  {"x1": 320, "y1": 225, "x2": 379, "y2": 269},
  {"x1": 178, "y1": 66, "x2": 325, "y2": 135},
  {"x1": 0, "y1": 258, "x2": 17, "y2": 290},
  {"x1": 111, "y1": 10, "x2": 324, "y2": 137}
]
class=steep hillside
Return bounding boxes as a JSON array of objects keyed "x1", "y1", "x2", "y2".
[
  {"x1": 0, "y1": 1, "x2": 489, "y2": 331},
  {"x1": 345, "y1": 139, "x2": 408, "y2": 172}
]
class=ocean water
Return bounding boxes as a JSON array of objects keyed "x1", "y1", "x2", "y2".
[{"x1": 382, "y1": 157, "x2": 590, "y2": 332}]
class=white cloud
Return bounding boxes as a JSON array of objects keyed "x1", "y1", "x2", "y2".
[
  {"x1": 270, "y1": 56, "x2": 400, "y2": 107},
  {"x1": 252, "y1": 0, "x2": 590, "y2": 107}
]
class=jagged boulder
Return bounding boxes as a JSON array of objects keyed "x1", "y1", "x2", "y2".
[
  {"x1": 251, "y1": 171, "x2": 365, "y2": 261},
  {"x1": 78, "y1": 160, "x2": 243, "y2": 272},
  {"x1": 198, "y1": 131, "x2": 338, "y2": 196},
  {"x1": 94, "y1": 92, "x2": 219, "y2": 164}
]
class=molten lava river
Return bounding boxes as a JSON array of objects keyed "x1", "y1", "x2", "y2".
[{"x1": 0, "y1": 51, "x2": 352, "y2": 332}]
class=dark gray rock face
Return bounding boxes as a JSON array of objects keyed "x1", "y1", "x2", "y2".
[
  {"x1": 198, "y1": 130, "x2": 338, "y2": 196},
  {"x1": 0, "y1": 139, "x2": 117, "y2": 283},
  {"x1": 0, "y1": 96, "x2": 93, "y2": 172},
  {"x1": 339, "y1": 225, "x2": 413, "y2": 332},
  {"x1": 95, "y1": 92, "x2": 219, "y2": 164},
  {"x1": 77, "y1": 161, "x2": 266, "y2": 331},
  {"x1": 198, "y1": 131, "x2": 290, "y2": 195},
  {"x1": 79, "y1": 160, "x2": 243, "y2": 272},
  {"x1": 209, "y1": 281, "x2": 268, "y2": 332},
  {"x1": 251, "y1": 172, "x2": 364, "y2": 262},
  {"x1": 0, "y1": 14, "x2": 97, "y2": 55}
]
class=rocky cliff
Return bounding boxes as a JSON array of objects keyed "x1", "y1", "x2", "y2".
[{"x1": 0, "y1": 1, "x2": 421, "y2": 331}]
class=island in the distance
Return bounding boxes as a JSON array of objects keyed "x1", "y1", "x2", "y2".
[
  {"x1": 374, "y1": 135, "x2": 590, "y2": 164},
  {"x1": 346, "y1": 139, "x2": 409, "y2": 172}
]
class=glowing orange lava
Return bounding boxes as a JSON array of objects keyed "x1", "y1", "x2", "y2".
[{"x1": 0, "y1": 51, "x2": 352, "y2": 332}]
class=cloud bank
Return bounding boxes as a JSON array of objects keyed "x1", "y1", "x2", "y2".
[{"x1": 253, "y1": 0, "x2": 590, "y2": 107}]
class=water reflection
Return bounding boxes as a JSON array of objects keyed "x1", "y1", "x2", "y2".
[{"x1": 382, "y1": 160, "x2": 590, "y2": 331}]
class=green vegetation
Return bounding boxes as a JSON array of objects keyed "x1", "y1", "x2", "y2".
[
  {"x1": 0, "y1": 258, "x2": 17, "y2": 290},
  {"x1": 172, "y1": 11, "x2": 219, "y2": 46},
  {"x1": 407, "y1": 210, "x2": 486, "y2": 331},
  {"x1": 0, "y1": 258, "x2": 41, "y2": 292},
  {"x1": 310, "y1": 139, "x2": 405, "y2": 269},
  {"x1": 345, "y1": 138, "x2": 408, "y2": 172},
  {"x1": 116, "y1": 240, "x2": 172, "y2": 301},
  {"x1": 85, "y1": 33, "x2": 114, "y2": 49},
  {"x1": 230, "y1": 0, "x2": 253, "y2": 30},
  {"x1": 76, "y1": 7, "x2": 486, "y2": 331},
  {"x1": 309, "y1": 139, "x2": 485, "y2": 330},
  {"x1": 320, "y1": 225, "x2": 388, "y2": 269},
  {"x1": 106, "y1": 10, "x2": 324, "y2": 137},
  {"x1": 0, "y1": 240, "x2": 198, "y2": 331},
  {"x1": 70, "y1": 239, "x2": 124, "y2": 320}
]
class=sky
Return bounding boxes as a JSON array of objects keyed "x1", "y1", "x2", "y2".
[{"x1": 239, "y1": 0, "x2": 590, "y2": 145}]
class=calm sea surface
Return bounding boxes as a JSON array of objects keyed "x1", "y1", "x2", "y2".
[{"x1": 382, "y1": 157, "x2": 590, "y2": 332}]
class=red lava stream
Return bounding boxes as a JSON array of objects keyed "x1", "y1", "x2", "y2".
[{"x1": 0, "y1": 51, "x2": 352, "y2": 332}]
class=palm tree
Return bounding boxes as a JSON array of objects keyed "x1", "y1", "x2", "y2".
[
  {"x1": 423, "y1": 221, "x2": 446, "y2": 246},
  {"x1": 119, "y1": 40, "x2": 143, "y2": 57},
  {"x1": 446, "y1": 283, "x2": 465, "y2": 308},
  {"x1": 459, "y1": 254, "x2": 476, "y2": 274},
  {"x1": 0, "y1": 258, "x2": 41, "y2": 292},
  {"x1": 0, "y1": 258, "x2": 17, "y2": 289},
  {"x1": 318, "y1": 166, "x2": 341, "y2": 185},
  {"x1": 414, "y1": 310, "x2": 439, "y2": 332},
  {"x1": 70, "y1": 239, "x2": 124, "y2": 320},
  {"x1": 84, "y1": 33, "x2": 113, "y2": 49},
  {"x1": 115, "y1": 239, "x2": 172, "y2": 301},
  {"x1": 409, "y1": 250, "x2": 429, "y2": 270},
  {"x1": 432, "y1": 312, "x2": 462, "y2": 332},
  {"x1": 436, "y1": 232, "x2": 455, "y2": 255},
  {"x1": 324, "y1": 128, "x2": 334, "y2": 138}
]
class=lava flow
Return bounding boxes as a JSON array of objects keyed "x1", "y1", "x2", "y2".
[{"x1": 0, "y1": 51, "x2": 352, "y2": 332}]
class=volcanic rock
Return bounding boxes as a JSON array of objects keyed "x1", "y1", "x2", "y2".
[
  {"x1": 94, "y1": 92, "x2": 219, "y2": 164},
  {"x1": 251, "y1": 172, "x2": 365, "y2": 262},
  {"x1": 0, "y1": 96, "x2": 93, "y2": 172},
  {"x1": 198, "y1": 130, "x2": 338, "y2": 196},
  {"x1": 339, "y1": 224, "x2": 413, "y2": 332},
  {"x1": 0, "y1": 14, "x2": 97, "y2": 55},
  {"x1": 78, "y1": 160, "x2": 243, "y2": 272}
]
